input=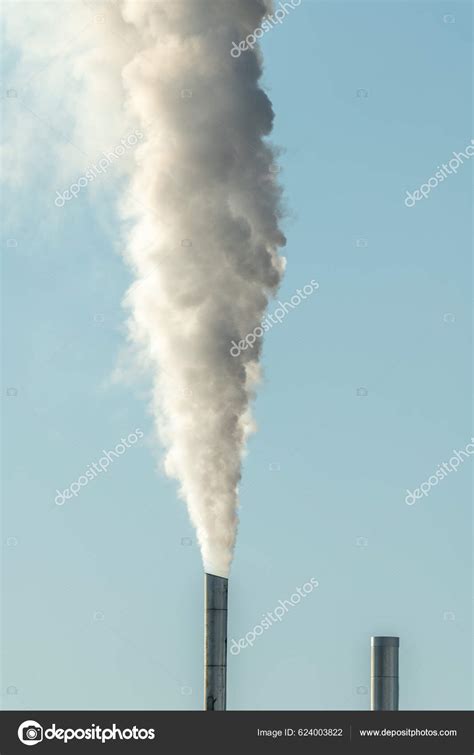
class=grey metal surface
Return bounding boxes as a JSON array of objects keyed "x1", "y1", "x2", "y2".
[
  {"x1": 370, "y1": 636, "x2": 400, "y2": 711},
  {"x1": 204, "y1": 573, "x2": 228, "y2": 711}
]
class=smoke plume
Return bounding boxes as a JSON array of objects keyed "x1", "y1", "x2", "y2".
[
  {"x1": 113, "y1": 0, "x2": 287, "y2": 577},
  {"x1": 7, "y1": 0, "x2": 287, "y2": 578}
]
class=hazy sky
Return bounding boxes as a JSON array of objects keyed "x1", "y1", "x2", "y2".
[{"x1": 2, "y1": 0, "x2": 472, "y2": 711}]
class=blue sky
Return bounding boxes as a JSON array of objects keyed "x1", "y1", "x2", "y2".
[{"x1": 2, "y1": 1, "x2": 472, "y2": 711}]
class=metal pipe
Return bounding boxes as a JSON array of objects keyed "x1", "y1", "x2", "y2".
[
  {"x1": 204, "y1": 573, "x2": 228, "y2": 710},
  {"x1": 370, "y1": 636, "x2": 399, "y2": 710}
]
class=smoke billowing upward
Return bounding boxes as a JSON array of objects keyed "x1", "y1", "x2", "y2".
[
  {"x1": 6, "y1": 0, "x2": 286, "y2": 578},
  {"x1": 119, "y1": 0, "x2": 286, "y2": 577}
]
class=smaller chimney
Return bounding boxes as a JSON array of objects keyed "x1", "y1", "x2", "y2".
[{"x1": 370, "y1": 636, "x2": 399, "y2": 710}]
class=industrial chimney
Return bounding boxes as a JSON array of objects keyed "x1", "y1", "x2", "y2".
[
  {"x1": 370, "y1": 636, "x2": 400, "y2": 711},
  {"x1": 204, "y1": 573, "x2": 228, "y2": 710}
]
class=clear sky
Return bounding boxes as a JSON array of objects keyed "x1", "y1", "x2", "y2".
[{"x1": 2, "y1": 0, "x2": 472, "y2": 711}]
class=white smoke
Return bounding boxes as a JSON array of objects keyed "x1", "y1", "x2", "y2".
[{"x1": 5, "y1": 0, "x2": 286, "y2": 578}]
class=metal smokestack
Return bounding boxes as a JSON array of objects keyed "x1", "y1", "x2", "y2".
[
  {"x1": 204, "y1": 573, "x2": 228, "y2": 710},
  {"x1": 370, "y1": 636, "x2": 399, "y2": 711}
]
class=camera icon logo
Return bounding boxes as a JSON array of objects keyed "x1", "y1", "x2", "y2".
[
  {"x1": 443, "y1": 610, "x2": 455, "y2": 622},
  {"x1": 18, "y1": 720, "x2": 43, "y2": 746}
]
